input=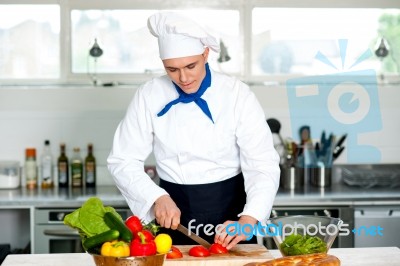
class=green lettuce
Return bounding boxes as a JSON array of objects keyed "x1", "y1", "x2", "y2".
[
  {"x1": 63, "y1": 197, "x2": 122, "y2": 238},
  {"x1": 280, "y1": 234, "x2": 327, "y2": 256}
]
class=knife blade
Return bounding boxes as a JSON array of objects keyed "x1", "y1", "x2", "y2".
[{"x1": 176, "y1": 224, "x2": 212, "y2": 248}]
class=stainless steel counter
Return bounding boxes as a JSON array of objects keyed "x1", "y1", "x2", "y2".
[
  {"x1": 0, "y1": 182, "x2": 399, "y2": 208},
  {"x1": 275, "y1": 182, "x2": 400, "y2": 206},
  {"x1": 0, "y1": 186, "x2": 128, "y2": 208}
]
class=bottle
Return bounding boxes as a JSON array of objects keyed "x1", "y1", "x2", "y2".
[
  {"x1": 71, "y1": 147, "x2": 83, "y2": 188},
  {"x1": 40, "y1": 140, "x2": 54, "y2": 189},
  {"x1": 57, "y1": 143, "x2": 69, "y2": 187},
  {"x1": 25, "y1": 148, "x2": 38, "y2": 189},
  {"x1": 85, "y1": 143, "x2": 96, "y2": 188}
]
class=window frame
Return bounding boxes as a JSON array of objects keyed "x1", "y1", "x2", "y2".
[{"x1": 1, "y1": 0, "x2": 399, "y2": 85}]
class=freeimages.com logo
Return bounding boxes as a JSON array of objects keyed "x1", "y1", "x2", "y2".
[{"x1": 286, "y1": 39, "x2": 382, "y2": 164}]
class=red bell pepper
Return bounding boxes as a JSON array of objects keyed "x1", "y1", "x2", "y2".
[{"x1": 130, "y1": 231, "x2": 157, "y2": 256}]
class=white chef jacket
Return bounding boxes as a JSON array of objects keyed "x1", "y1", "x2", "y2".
[{"x1": 107, "y1": 68, "x2": 280, "y2": 224}]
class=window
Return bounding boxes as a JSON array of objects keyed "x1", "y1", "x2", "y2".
[
  {"x1": 0, "y1": 4, "x2": 59, "y2": 79},
  {"x1": 71, "y1": 10, "x2": 160, "y2": 75},
  {"x1": 0, "y1": 1, "x2": 399, "y2": 84},
  {"x1": 71, "y1": 9, "x2": 240, "y2": 76},
  {"x1": 251, "y1": 8, "x2": 400, "y2": 77}
]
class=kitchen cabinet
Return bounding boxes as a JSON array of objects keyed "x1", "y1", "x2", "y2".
[
  {"x1": 354, "y1": 206, "x2": 400, "y2": 247},
  {"x1": 0, "y1": 208, "x2": 31, "y2": 252}
]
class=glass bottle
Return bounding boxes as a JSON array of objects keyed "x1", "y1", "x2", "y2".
[
  {"x1": 57, "y1": 143, "x2": 69, "y2": 187},
  {"x1": 25, "y1": 148, "x2": 37, "y2": 189},
  {"x1": 41, "y1": 140, "x2": 54, "y2": 189},
  {"x1": 85, "y1": 143, "x2": 96, "y2": 188},
  {"x1": 71, "y1": 147, "x2": 83, "y2": 188}
]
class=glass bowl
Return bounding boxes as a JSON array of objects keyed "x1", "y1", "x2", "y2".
[
  {"x1": 91, "y1": 253, "x2": 166, "y2": 266},
  {"x1": 266, "y1": 215, "x2": 342, "y2": 256}
]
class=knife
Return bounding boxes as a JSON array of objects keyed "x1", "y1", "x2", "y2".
[
  {"x1": 335, "y1": 134, "x2": 347, "y2": 149},
  {"x1": 176, "y1": 224, "x2": 212, "y2": 248},
  {"x1": 333, "y1": 146, "x2": 345, "y2": 161}
]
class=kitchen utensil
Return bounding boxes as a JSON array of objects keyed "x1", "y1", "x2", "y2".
[
  {"x1": 267, "y1": 215, "x2": 342, "y2": 257},
  {"x1": 267, "y1": 118, "x2": 286, "y2": 163},
  {"x1": 91, "y1": 253, "x2": 166, "y2": 266},
  {"x1": 335, "y1": 134, "x2": 347, "y2": 149},
  {"x1": 299, "y1": 125, "x2": 311, "y2": 145},
  {"x1": 297, "y1": 125, "x2": 312, "y2": 158},
  {"x1": 333, "y1": 146, "x2": 345, "y2": 161},
  {"x1": 342, "y1": 167, "x2": 400, "y2": 188},
  {"x1": 280, "y1": 166, "x2": 304, "y2": 189},
  {"x1": 176, "y1": 224, "x2": 212, "y2": 248},
  {"x1": 320, "y1": 131, "x2": 326, "y2": 148},
  {"x1": 309, "y1": 164, "x2": 332, "y2": 188},
  {"x1": 164, "y1": 244, "x2": 273, "y2": 265},
  {"x1": 267, "y1": 118, "x2": 284, "y2": 144}
]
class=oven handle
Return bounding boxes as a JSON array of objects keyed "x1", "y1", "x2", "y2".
[{"x1": 43, "y1": 229, "x2": 80, "y2": 237}]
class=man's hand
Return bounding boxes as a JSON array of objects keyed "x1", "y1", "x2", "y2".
[
  {"x1": 154, "y1": 195, "x2": 181, "y2": 229},
  {"x1": 214, "y1": 215, "x2": 258, "y2": 250}
]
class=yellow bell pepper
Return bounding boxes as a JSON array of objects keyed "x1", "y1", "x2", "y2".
[{"x1": 100, "y1": 240, "x2": 130, "y2": 257}]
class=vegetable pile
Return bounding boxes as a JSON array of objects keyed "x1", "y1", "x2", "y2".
[
  {"x1": 64, "y1": 197, "x2": 231, "y2": 259},
  {"x1": 63, "y1": 197, "x2": 171, "y2": 258},
  {"x1": 280, "y1": 234, "x2": 328, "y2": 256}
]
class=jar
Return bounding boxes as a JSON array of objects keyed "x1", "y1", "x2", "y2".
[{"x1": 0, "y1": 161, "x2": 20, "y2": 189}]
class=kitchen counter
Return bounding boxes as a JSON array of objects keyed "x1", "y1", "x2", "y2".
[
  {"x1": 0, "y1": 182, "x2": 399, "y2": 208},
  {"x1": 2, "y1": 247, "x2": 400, "y2": 266},
  {"x1": 0, "y1": 186, "x2": 128, "y2": 208}
]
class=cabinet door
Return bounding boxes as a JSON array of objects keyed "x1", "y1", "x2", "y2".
[
  {"x1": 354, "y1": 207, "x2": 400, "y2": 247},
  {"x1": 0, "y1": 209, "x2": 31, "y2": 251}
]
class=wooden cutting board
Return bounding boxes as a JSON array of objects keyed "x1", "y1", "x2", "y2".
[{"x1": 164, "y1": 244, "x2": 274, "y2": 266}]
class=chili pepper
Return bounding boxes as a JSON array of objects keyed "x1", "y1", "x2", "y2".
[
  {"x1": 100, "y1": 240, "x2": 130, "y2": 257},
  {"x1": 130, "y1": 231, "x2": 157, "y2": 256}
]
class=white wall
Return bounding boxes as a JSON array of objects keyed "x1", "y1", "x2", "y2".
[
  {"x1": 0, "y1": 82, "x2": 399, "y2": 186},
  {"x1": 0, "y1": 86, "x2": 135, "y2": 186}
]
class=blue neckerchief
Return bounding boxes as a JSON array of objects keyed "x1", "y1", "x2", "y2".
[{"x1": 157, "y1": 63, "x2": 214, "y2": 123}]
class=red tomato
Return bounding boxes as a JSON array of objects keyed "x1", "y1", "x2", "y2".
[
  {"x1": 166, "y1": 246, "x2": 183, "y2": 259},
  {"x1": 209, "y1": 243, "x2": 228, "y2": 254},
  {"x1": 188, "y1": 246, "x2": 210, "y2": 257},
  {"x1": 135, "y1": 229, "x2": 155, "y2": 242},
  {"x1": 125, "y1": 215, "x2": 143, "y2": 234}
]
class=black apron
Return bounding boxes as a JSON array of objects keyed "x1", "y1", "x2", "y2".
[{"x1": 158, "y1": 172, "x2": 257, "y2": 245}]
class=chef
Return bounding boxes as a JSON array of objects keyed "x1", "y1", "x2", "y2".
[{"x1": 107, "y1": 12, "x2": 280, "y2": 249}]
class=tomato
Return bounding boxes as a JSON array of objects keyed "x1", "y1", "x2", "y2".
[
  {"x1": 166, "y1": 246, "x2": 183, "y2": 259},
  {"x1": 125, "y1": 215, "x2": 143, "y2": 234},
  {"x1": 188, "y1": 246, "x2": 210, "y2": 257},
  {"x1": 209, "y1": 243, "x2": 228, "y2": 254},
  {"x1": 154, "y1": 233, "x2": 173, "y2": 254},
  {"x1": 135, "y1": 229, "x2": 155, "y2": 242}
]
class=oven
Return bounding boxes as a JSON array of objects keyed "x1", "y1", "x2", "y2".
[
  {"x1": 260, "y1": 206, "x2": 354, "y2": 249},
  {"x1": 33, "y1": 207, "x2": 131, "y2": 254}
]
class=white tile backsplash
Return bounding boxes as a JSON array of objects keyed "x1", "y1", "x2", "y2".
[{"x1": 0, "y1": 82, "x2": 399, "y2": 187}]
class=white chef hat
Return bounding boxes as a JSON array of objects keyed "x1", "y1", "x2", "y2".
[{"x1": 147, "y1": 12, "x2": 220, "y2": 60}]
